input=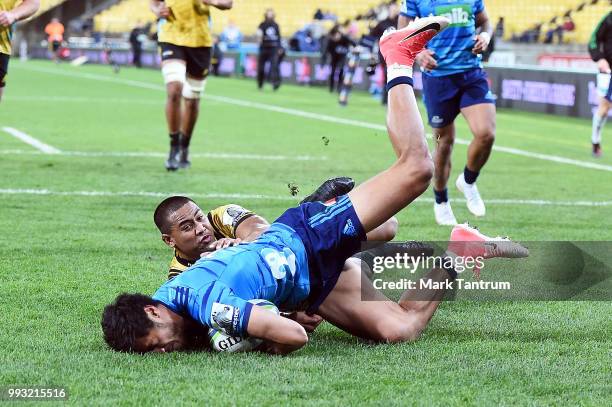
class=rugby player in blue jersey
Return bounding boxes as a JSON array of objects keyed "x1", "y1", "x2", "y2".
[
  {"x1": 399, "y1": 0, "x2": 495, "y2": 225},
  {"x1": 102, "y1": 17, "x2": 527, "y2": 355}
]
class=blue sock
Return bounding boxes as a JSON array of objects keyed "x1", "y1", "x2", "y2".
[
  {"x1": 434, "y1": 188, "x2": 448, "y2": 204},
  {"x1": 463, "y1": 166, "x2": 479, "y2": 184}
]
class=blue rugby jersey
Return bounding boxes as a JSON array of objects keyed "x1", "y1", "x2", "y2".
[
  {"x1": 152, "y1": 223, "x2": 310, "y2": 337},
  {"x1": 401, "y1": 0, "x2": 485, "y2": 76}
]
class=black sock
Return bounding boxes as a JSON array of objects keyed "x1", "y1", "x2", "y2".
[
  {"x1": 180, "y1": 134, "x2": 191, "y2": 149},
  {"x1": 169, "y1": 132, "x2": 180, "y2": 147},
  {"x1": 463, "y1": 166, "x2": 479, "y2": 184},
  {"x1": 434, "y1": 188, "x2": 448, "y2": 204}
]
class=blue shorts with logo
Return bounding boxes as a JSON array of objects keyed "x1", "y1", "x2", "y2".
[
  {"x1": 606, "y1": 77, "x2": 612, "y2": 102},
  {"x1": 422, "y1": 68, "x2": 495, "y2": 128},
  {"x1": 274, "y1": 195, "x2": 366, "y2": 313}
]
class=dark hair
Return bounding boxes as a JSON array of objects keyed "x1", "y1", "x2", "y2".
[
  {"x1": 101, "y1": 293, "x2": 157, "y2": 352},
  {"x1": 153, "y1": 196, "x2": 195, "y2": 234}
]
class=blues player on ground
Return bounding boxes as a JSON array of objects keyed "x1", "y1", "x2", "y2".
[
  {"x1": 0, "y1": 0, "x2": 39, "y2": 103},
  {"x1": 102, "y1": 17, "x2": 528, "y2": 354},
  {"x1": 399, "y1": 0, "x2": 495, "y2": 226},
  {"x1": 150, "y1": 0, "x2": 233, "y2": 171},
  {"x1": 589, "y1": 10, "x2": 612, "y2": 158},
  {"x1": 155, "y1": 177, "x2": 396, "y2": 332}
]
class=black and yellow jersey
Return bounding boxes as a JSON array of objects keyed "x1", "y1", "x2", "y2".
[
  {"x1": 158, "y1": 0, "x2": 213, "y2": 48},
  {"x1": 167, "y1": 204, "x2": 255, "y2": 279},
  {"x1": 0, "y1": 0, "x2": 19, "y2": 55}
]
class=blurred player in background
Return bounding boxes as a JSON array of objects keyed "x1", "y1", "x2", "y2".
[
  {"x1": 256, "y1": 8, "x2": 282, "y2": 90},
  {"x1": 588, "y1": 10, "x2": 612, "y2": 158},
  {"x1": 150, "y1": 0, "x2": 233, "y2": 171},
  {"x1": 322, "y1": 25, "x2": 354, "y2": 93},
  {"x1": 44, "y1": 17, "x2": 64, "y2": 63},
  {"x1": 400, "y1": 0, "x2": 495, "y2": 226},
  {"x1": 0, "y1": 0, "x2": 39, "y2": 102}
]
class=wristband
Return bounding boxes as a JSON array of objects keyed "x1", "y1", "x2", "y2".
[{"x1": 479, "y1": 31, "x2": 491, "y2": 45}]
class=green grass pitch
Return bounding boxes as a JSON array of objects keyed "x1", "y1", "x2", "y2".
[{"x1": 0, "y1": 60, "x2": 611, "y2": 405}]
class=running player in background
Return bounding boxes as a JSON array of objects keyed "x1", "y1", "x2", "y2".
[
  {"x1": 0, "y1": 0, "x2": 39, "y2": 102},
  {"x1": 588, "y1": 10, "x2": 612, "y2": 158},
  {"x1": 400, "y1": 0, "x2": 495, "y2": 226},
  {"x1": 44, "y1": 17, "x2": 64, "y2": 62},
  {"x1": 150, "y1": 0, "x2": 233, "y2": 171}
]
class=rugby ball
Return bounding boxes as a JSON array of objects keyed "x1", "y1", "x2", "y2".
[{"x1": 208, "y1": 299, "x2": 279, "y2": 353}]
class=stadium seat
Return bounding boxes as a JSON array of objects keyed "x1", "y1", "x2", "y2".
[{"x1": 93, "y1": 0, "x2": 379, "y2": 37}]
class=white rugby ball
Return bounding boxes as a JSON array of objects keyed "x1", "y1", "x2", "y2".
[{"x1": 208, "y1": 299, "x2": 279, "y2": 353}]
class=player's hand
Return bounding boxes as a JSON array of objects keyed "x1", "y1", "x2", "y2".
[
  {"x1": 206, "y1": 237, "x2": 241, "y2": 252},
  {"x1": 282, "y1": 312, "x2": 323, "y2": 333},
  {"x1": 0, "y1": 11, "x2": 16, "y2": 27},
  {"x1": 472, "y1": 33, "x2": 490, "y2": 55},
  {"x1": 154, "y1": 4, "x2": 170, "y2": 18},
  {"x1": 415, "y1": 49, "x2": 437, "y2": 71},
  {"x1": 597, "y1": 59, "x2": 611, "y2": 74}
]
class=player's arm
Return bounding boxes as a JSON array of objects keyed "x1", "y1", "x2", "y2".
[
  {"x1": 202, "y1": 0, "x2": 233, "y2": 10},
  {"x1": 589, "y1": 14, "x2": 611, "y2": 73},
  {"x1": 247, "y1": 306, "x2": 308, "y2": 355},
  {"x1": 0, "y1": 0, "x2": 39, "y2": 26},
  {"x1": 235, "y1": 215, "x2": 269, "y2": 241},
  {"x1": 472, "y1": 10, "x2": 492, "y2": 54},
  {"x1": 207, "y1": 205, "x2": 269, "y2": 242}
]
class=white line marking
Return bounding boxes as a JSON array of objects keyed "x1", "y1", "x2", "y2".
[
  {"x1": 0, "y1": 149, "x2": 326, "y2": 161},
  {"x1": 1, "y1": 127, "x2": 61, "y2": 154},
  {"x1": 1, "y1": 188, "x2": 610, "y2": 207},
  {"x1": 18, "y1": 65, "x2": 612, "y2": 172}
]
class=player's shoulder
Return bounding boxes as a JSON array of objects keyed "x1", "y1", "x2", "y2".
[
  {"x1": 167, "y1": 251, "x2": 193, "y2": 280},
  {"x1": 207, "y1": 204, "x2": 255, "y2": 239}
]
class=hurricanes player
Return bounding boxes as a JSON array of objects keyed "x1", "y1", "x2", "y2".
[
  {"x1": 150, "y1": 0, "x2": 233, "y2": 171},
  {"x1": 0, "y1": 0, "x2": 39, "y2": 102}
]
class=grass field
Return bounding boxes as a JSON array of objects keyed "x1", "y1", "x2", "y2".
[{"x1": 0, "y1": 60, "x2": 611, "y2": 405}]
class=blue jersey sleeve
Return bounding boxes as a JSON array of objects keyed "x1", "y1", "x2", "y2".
[
  {"x1": 474, "y1": 0, "x2": 484, "y2": 15},
  {"x1": 402, "y1": 0, "x2": 419, "y2": 18},
  {"x1": 193, "y1": 282, "x2": 254, "y2": 337}
]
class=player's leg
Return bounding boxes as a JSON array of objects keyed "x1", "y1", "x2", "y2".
[
  {"x1": 178, "y1": 47, "x2": 211, "y2": 169},
  {"x1": 270, "y1": 49, "x2": 281, "y2": 90},
  {"x1": 257, "y1": 49, "x2": 268, "y2": 89},
  {"x1": 160, "y1": 44, "x2": 187, "y2": 171},
  {"x1": 347, "y1": 16, "x2": 450, "y2": 233},
  {"x1": 421, "y1": 72, "x2": 460, "y2": 225},
  {"x1": 456, "y1": 70, "x2": 496, "y2": 217},
  {"x1": 592, "y1": 74, "x2": 612, "y2": 157},
  {"x1": 0, "y1": 53, "x2": 8, "y2": 103},
  {"x1": 432, "y1": 123, "x2": 458, "y2": 225},
  {"x1": 318, "y1": 259, "x2": 452, "y2": 342}
]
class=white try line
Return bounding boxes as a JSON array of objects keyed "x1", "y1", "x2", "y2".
[
  {"x1": 0, "y1": 149, "x2": 327, "y2": 161},
  {"x1": 0, "y1": 188, "x2": 610, "y2": 207},
  {"x1": 1, "y1": 127, "x2": 61, "y2": 154},
  {"x1": 18, "y1": 65, "x2": 612, "y2": 172}
]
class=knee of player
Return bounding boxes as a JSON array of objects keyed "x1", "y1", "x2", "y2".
[
  {"x1": 380, "y1": 217, "x2": 399, "y2": 241},
  {"x1": 404, "y1": 155, "x2": 434, "y2": 186},
  {"x1": 475, "y1": 126, "x2": 496, "y2": 145},
  {"x1": 182, "y1": 77, "x2": 207, "y2": 100},
  {"x1": 374, "y1": 322, "x2": 420, "y2": 344}
]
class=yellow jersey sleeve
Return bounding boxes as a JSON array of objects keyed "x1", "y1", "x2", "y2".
[
  {"x1": 207, "y1": 204, "x2": 255, "y2": 239},
  {"x1": 158, "y1": 0, "x2": 212, "y2": 47}
]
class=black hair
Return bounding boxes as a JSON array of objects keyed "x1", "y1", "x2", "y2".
[
  {"x1": 153, "y1": 196, "x2": 195, "y2": 234},
  {"x1": 101, "y1": 293, "x2": 157, "y2": 352}
]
